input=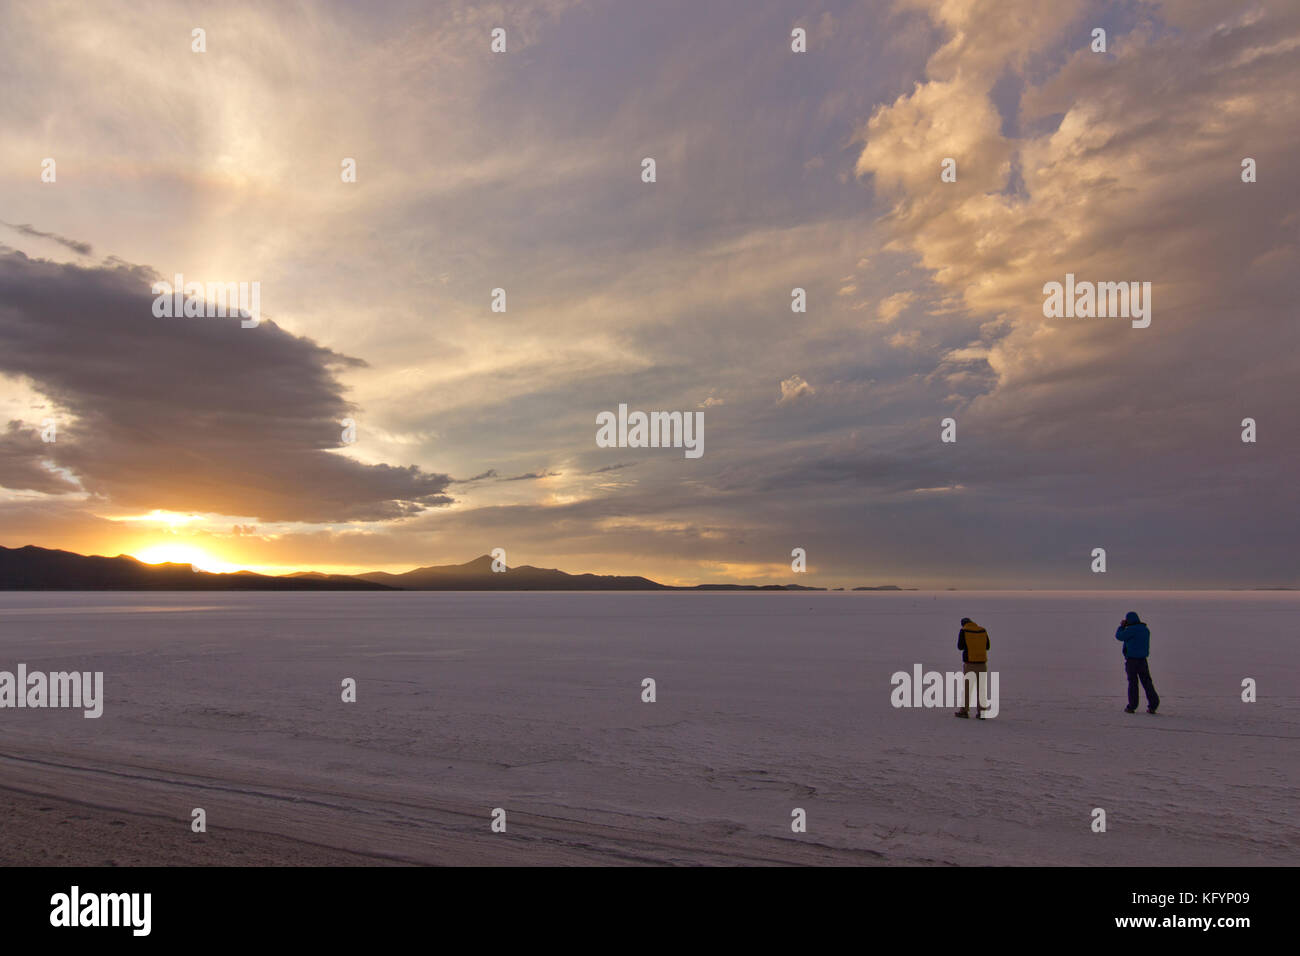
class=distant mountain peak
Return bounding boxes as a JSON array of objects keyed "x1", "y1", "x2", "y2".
[{"x1": 355, "y1": 555, "x2": 666, "y2": 590}]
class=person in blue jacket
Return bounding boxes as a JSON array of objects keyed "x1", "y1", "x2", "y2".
[{"x1": 1116, "y1": 611, "x2": 1159, "y2": 714}]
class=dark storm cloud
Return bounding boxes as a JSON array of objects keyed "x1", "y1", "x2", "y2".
[
  {"x1": 0, "y1": 249, "x2": 453, "y2": 521},
  {"x1": 0, "y1": 420, "x2": 81, "y2": 494}
]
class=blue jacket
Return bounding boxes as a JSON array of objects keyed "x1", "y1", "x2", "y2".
[{"x1": 1115, "y1": 612, "x2": 1150, "y2": 658}]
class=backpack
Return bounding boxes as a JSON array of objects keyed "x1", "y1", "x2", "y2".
[{"x1": 962, "y1": 623, "x2": 989, "y2": 662}]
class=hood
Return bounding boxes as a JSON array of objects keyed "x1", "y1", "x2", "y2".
[{"x1": 1125, "y1": 612, "x2": 1141, "y2": 624}]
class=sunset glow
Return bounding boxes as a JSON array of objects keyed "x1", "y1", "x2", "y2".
[{"x1": 131, "y1": 544, "x2": 241, "y2": 574}]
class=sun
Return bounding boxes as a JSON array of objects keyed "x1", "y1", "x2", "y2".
[{"x1": 131, "y1": 544, "x2": 239, "y2": 574}]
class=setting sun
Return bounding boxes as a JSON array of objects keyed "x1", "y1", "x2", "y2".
[{"x1": 131, "y1": 544, "x2": 239, "y2": 574}]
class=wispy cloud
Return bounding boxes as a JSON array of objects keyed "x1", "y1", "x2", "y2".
[{"x1": 1, "y1": 222, "x2": 93, "y2": 256}]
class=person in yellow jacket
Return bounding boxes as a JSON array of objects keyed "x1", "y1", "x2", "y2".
[{"x1": 955, "y1": 617, "x2": 991, "y2": 718}]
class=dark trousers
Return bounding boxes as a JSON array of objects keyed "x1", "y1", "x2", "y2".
[
  {"x1": 960, "y1": 661, "x2": 987, "y2": 713},
  {"x1": 1125, "y1": 657, "x2": 1159, "y2": 710}
]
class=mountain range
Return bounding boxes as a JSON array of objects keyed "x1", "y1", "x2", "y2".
[
  {"x1": 0, "y1": 545, "x2": 911, "y2": 591},
  {"x1": 0, "y1": 545, "x2": 390, "y2": 590}
]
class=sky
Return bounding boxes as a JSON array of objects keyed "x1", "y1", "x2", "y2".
[{"x1": 0, "y1": 0, "x2": 1296, "y2": 588}]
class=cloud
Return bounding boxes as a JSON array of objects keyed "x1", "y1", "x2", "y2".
[
  {"x1": 0, "y1": 249, "x2": 454, "y2": 522},
  {"x1": 587, "y1": 462, "x2": 636, "y2": 474},
  {"x1": 876, "y1": 291, "x2": 917, "y2": 323},
  {"x1": 888, "y1": 329, "x2": 921, "y2": 349},
  {"x1": 0, "y1": 0, "x2": 1295, "y2": 588},
  {"x1": 455, "y1": 469, "x2": 499, "y2": 483},
  {"x1": 853, "y1": 0, "x2": 1300, "y2": 479},
  {"x1": 0, "y1": 420, "x2": 82, "y2": 494},
  {"x1": 1, "y1": 222, "x2": 93, "y2": 256},
  {"x1": 778, "y1": 374, "x2": 815, "y2": 403},
  {"x1": 499, "y1": 470, "x2": 560, "y2": 481},
  {"x1": 891, "y1": 0, "x2": 1087, "y2": 82}
]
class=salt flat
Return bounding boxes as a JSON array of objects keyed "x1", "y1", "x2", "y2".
[{"x1": 0, "y1": 591, "x2": 1295, "y2": 866}]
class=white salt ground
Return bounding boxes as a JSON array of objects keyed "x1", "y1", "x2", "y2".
[{"x1": 0, "y1": 590, "x2": 1294, "y2": 866}]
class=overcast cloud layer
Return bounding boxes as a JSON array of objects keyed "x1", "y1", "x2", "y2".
[{"x1": 0, "y1": 0, "x2": 1296, "y2": 587}]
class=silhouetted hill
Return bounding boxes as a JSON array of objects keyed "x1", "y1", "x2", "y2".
[
  {"x1": 689, "y1": 583, "x2": 827, "y2": 590},
  {"x1": 358, "y1": 555, "x2": 667, "y2": 590},
  {"x1": 0, "y1": 546, "x2": 392, "y2": 590}
]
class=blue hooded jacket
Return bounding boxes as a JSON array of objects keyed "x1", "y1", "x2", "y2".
[{"x1": 1115, "y1": 611, "x2": 1150, "y2": 658}]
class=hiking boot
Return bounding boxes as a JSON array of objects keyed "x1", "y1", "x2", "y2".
[
  {"x1": 1124, "y1": 706, "x2": 1136, "y2": 713},
  {"x1": 1147, "y1": 707, "x2": 1158, "y2": 714},
  {"x1": 954, "y1": 710, "x2": 970, "y2": 718}
]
